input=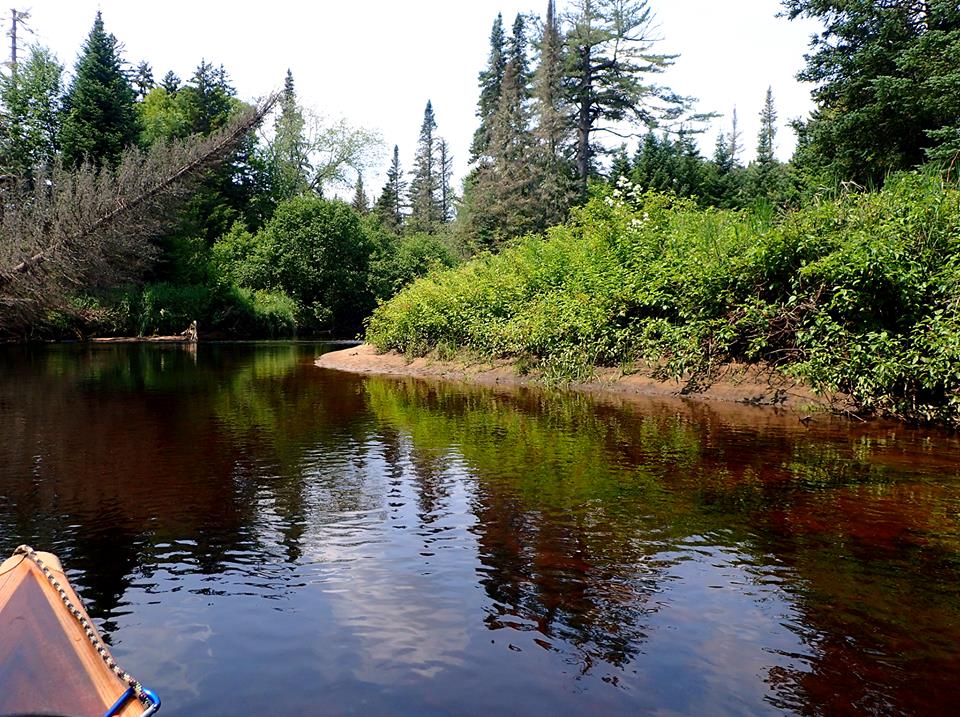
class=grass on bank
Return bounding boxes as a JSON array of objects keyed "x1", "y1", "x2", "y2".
[{"x1": 366, "y1": 172, "x2": 960, "y2": 426}]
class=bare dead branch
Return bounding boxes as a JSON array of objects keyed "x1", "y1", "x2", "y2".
[{"x1": 0, "y1": 93, "x2": 278, "y2": 334}]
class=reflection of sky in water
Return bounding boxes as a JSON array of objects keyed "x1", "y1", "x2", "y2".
[
  {"x1": 3, "y1": 344, "x2": 960, "y2": 716},
  {"x1": 105, "y1": 434, "x2": 816, "y2": 716}
]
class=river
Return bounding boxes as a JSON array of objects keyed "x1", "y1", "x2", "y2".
[{"x1": 1, "y1": 343, "x2": 959, "y2": 715}]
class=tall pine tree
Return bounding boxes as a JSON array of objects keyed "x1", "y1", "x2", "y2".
[
  {"x1": 59, "y1": 12, "x2": 139, "y2": 167},
  {"x1": 471, "y1": 14, "x2": 506, "y2": 161},
  {"x1": 460, "y1": 44, "x2": 539, "y2": 246},
  {"x1": 266, "y1": 69, "x2": 310, "y2": 202},
  {"x1": 374, "y1": 145, "x2": 406, "y2": 234},
  {"x1": 408, "y1": 101, "x2": 442, "y2": 233},
  {"x1": 565, "y1": 0, "x2": 682, "y2": 193},
  {"x1": 532, "y1": 0, "x2": 576, "y2": 228}
]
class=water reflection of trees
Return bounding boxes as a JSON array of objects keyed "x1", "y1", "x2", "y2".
[
  {"x1": 0, "y1": 344, "x2": 378, "y2": 618},
  {"x1": 363, "y1": 375, "x2": 960, "y2": 713},
  {"x1": 364, "y1": 378, "x2": 703, "y2": 678},
  {"x1": 5, "y1": 344, "x2": 960, "y2": 715}
]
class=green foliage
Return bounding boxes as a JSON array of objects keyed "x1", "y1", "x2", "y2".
[
  {"x1": 368, "y1": 231, "x2": 457, "y2": 301},
  {"x1": 105, "y1": 282, "x2": 296, "y2": 338},
  {"x1": 784, "y1": 0, "x2": 960, "y2": 185},
  {"x1": 368, "y1": 171, "x2": 960, "y2": 426},
  {"x1": 59, "y1": 12, "x2": 139, "y2": 167},
  {"x1": 137, "y1": 87, "x2": 190, "y2": 145},
  {"x1": 0, "y1": 45, "x2": 63, "y2": 175},
  {"x1": 213, "y1": 196, "x2": 374, "y2": 334}
]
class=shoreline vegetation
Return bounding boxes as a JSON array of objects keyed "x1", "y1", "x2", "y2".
[
  {"x1": 2, "y1": 4, "x2": 959, "y2": 429},
  {"x1": 362, "y1": 174, "x2": 960, "y2": 429}
]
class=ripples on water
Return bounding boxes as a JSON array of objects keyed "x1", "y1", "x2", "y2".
[{"x1": 2, "y1": 343, "x2": 960, "y2": 716}]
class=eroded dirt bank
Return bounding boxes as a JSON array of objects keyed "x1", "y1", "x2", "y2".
[{"x1": 316, "y1": 344, "x2": 845, "y2": 416}]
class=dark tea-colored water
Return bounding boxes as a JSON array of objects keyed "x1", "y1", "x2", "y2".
[{"x1": 2, "y1": 343, "x2": 960, "y2": 716}]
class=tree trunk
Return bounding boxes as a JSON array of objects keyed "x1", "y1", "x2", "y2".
[{"x1": 576, "y1": 47, "x2": 592, "y2": 196}]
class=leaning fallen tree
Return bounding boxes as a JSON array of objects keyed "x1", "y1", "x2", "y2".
[{"x1": 0, "y1": 94, "x2": 277, "y2": 336}]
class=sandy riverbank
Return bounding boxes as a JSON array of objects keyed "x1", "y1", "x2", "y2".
[{"x1": 316, "y1": 344, "x2": 844, "y2": 414}]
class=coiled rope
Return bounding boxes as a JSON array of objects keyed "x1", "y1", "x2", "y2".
[{"x1": 13, "y1": 545, "x2": 150, "y2": 708}]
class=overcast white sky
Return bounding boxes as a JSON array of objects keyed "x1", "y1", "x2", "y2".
[{"x1": 15, "y1": 0, "x2": 821, "y2": 192}]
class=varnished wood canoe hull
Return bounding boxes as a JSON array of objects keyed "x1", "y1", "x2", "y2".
[{"x1": 0, "y1": 551, "x2": 143, "y2": 717}]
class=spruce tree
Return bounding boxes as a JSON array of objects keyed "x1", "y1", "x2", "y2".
[
  {"x1": 610, "y1": 144, "x2": 631, "y2": 183},
  {"x1": 374, "y1": 145, "x2": 406, "y2": 234},
  {"x1": 532, "y1": 0, "x2": 576, "y2": 228},
  {"x1": 133, "y1": 61, "x2": 154, "y2": 101},
  {"x1": 471, "y1": 14, "x2": 506, "y2": 161},
  {"x1": 756, "y1": 87, "x2": 777, "y2": 167},
  {"x1": 506, "y1": 14, "x2": 531, "y2": 93},
  {"x1": 160, "y1": 70, "x2": 180, "y2": 94},
  {"x1": 785, "y1": 0, "x2": 960, "y2": 183},
  {"x1": 712, "y1": 131, "x2": 733, "y2": 175},
  {"x1": 438, "y1": 139, "x2": 454, "y2": 223},
  {"x1": 352, "y1": 172, "x2": 368, "y2": 214},
  {"x1": 408, "y1": 100, "x2": 441, "y2": 233},
  {"x1": 266, "y1": 69, "x2": 310, "y2": 202},
  {"x1": 749, "y1": 87, "x2": 782, "y2": 200},
  {"x1": 59, "y1": 12, "x2": 139, "y2": 167},
  {"x1": 463, "y1": 52, "x2": 539, "y2": 245},
  {"x1": 181, "y1": 60, "x2": 234, "y2": 135}
]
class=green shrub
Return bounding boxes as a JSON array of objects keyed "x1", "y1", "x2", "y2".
[
  {"x1": 367, "y1": 172, "x2": 960, "y2": 426},
  {"x1": 212, "y1": 196, "x2": 374, "y2": 335},
  {"x1": 369, "y1": 231, "x2": 458, "y2": 301}
]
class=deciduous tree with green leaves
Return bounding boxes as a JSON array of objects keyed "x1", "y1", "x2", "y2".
[{"x1": 0, "y1": 45, "x2": 63, "y2": 176}]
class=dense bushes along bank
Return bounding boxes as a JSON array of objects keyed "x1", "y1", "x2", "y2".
[
  {"x1": 48, "y1": 196, "x2": 458, "y2": 341},
  {"x1": 367, "y1": 173, "x2": 960, "y2": 427}
]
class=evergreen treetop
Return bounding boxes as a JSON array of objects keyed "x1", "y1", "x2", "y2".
[
  {"x1": 784, "y1": 0, "x2": 960, "y2": 183},
  {"x1": 59, "y1": 12, "x2": 139, "y2": 167},
  {"x1": 133, "y1": 61, "x2": 154, "y2": 101},
  {"x1": 471, "y1": 14, "x2": 506, "y2": 161},
  {"x1": 374, "y1": 144, "x2": 406, "y2": 235},
  {"x1": 408, "y1": 100, "x2": 442, "y2": 233},
  {"x1": 160, "y1": 70, "x2": 180, "y2": 94},
  {"x1": 352, "y1": 172, "x2": 368, "y2": 214},
  {"x1": 756, "y1": 87, "x2": 777, "y2": 166}
]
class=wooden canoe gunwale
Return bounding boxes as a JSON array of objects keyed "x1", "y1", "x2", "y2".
[{"x1": 0, "y1": 551, "x2": 145, "y2": 717}]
